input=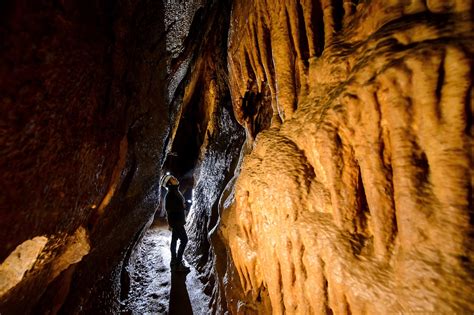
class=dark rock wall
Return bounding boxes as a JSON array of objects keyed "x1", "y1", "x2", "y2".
[
  {"x1": 187, "y1": 98, "x2": 245, "y2": 314},
  {"x1": 0, "y1": 0, "x2": 168, "y2": 313},
  {"x1": 159, "y1": 1, "x2": 247, "y2": 312}
]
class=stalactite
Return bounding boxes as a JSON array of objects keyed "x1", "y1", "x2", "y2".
[{"x1": 222, "y1": 0, "x2": 473, "y2": 313}]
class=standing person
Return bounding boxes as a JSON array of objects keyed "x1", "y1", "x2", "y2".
[{"x1": 162, "y1": 174, "x2": 190, "y2": 272}]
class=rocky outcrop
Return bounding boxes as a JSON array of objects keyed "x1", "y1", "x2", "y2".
[
  {"x1": 219, "y1": 0, "x2": 474, "y2": 313},
  {"x1": 0, "y1": 1, "x2": 168, "y2": 313}
]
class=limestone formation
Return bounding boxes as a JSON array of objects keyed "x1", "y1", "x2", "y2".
[{"x1": 218, "y1": 0, "x2": 474, "y2": 313}]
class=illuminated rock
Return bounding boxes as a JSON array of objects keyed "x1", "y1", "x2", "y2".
[
  {"x1": 1, "y1": 0, "x2": 472, "y2": 313},
  {"x1": 219, "y1": 0, "x2": 474, "y2": 313},
  {"x1": 0, "y1": 236, "x2": 48, "y2": 297}
]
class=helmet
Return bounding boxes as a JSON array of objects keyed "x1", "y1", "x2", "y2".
[{"x1": 161, "y1": 173, "x2": 179, "y2": 188}]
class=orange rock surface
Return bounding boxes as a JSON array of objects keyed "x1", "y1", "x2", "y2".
[{"x1": 220, "y1": 0, "x2": 473, "y2": 313}]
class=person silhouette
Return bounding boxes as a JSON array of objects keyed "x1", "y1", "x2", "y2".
[{"x1": 162, "y1": 174, "x2": 190, "y2": 273}]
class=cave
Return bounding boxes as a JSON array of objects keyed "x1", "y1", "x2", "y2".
[{"x1": 1, "y1": 0, "x2": 473, "y2": 314}]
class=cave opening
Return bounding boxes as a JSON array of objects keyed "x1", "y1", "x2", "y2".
[{"x1": 163, "y1": 98, "x2": 204, "y2": 203}]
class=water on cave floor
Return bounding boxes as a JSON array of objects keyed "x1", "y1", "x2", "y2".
[{"x1": 122, "y1": 221, "x2": 210, "y2": 314}]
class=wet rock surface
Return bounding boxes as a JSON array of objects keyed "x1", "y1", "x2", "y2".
[
  {"x1": 1, "y1": 0, "x2": 168, "y2": 313},
  {"x1": 123, "y1": 220, "x2": 209, "y2": 315}
]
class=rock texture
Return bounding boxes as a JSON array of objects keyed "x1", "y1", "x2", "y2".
[
  {"x1": 218, "y1": 0, "x2": 474, "y2": 313},
  {"x1": 1, "y1": 0, "x2": 473, "y2": 314},
  {"x1": 159, "y1": 0, "x2": 247, "y2": 312},
  {"x1": 0, "y1": 1, "x2": 168, "y2": 313},
  {"x1": 122, "y1": 220, "x2": 210, "y2": 314}
]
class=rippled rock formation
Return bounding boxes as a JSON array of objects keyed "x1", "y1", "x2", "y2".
[
  {"x1": 1, "y1": 0, "x2": 472, "y2": 314},
  {"x1": 217, "y1": 0, "x2": 473, "y2": 313}
]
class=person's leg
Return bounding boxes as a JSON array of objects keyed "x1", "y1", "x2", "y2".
[
  {"x1": 170, "y1": 228, "x2": 178, "y2": 264},
  {"x1": 176, "y1": 226, "x2": 188, "y2": 263}
]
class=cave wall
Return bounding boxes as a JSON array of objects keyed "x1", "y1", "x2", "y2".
[
  {"x1": 218, "y1": 0, "x2": 474, "y2": 313},
  {"x1": 0, "y1": 1, "x2": 168, "y2": 313},
  {"x1": 1, "y1": 0, "x2": 473, "y2": 313},
  {"x1": 159, "y1": 0, "x2": 248, "y2": 312}
]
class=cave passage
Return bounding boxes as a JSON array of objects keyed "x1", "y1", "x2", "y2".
[{"x1": 122, "y1": 219, "x2": 209, "y2": 314}]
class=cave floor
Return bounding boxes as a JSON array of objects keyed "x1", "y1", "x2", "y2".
[{"x1": 123, "y1": 220, "x2": 210, "y2": 314}]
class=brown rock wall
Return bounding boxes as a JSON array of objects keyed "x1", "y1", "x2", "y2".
[
  {"x1": 0, "y1": 0, "x2": 168, "y2": 313},
  {"x1": 221, "y1": 0, "x2": 473, "y2": 313}
]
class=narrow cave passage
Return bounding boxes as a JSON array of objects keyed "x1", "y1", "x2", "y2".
[
  {"x1": 119, "y1": 0, "x2": 238, "y2": 311},
  {"x1": 122, "y1": 219, "x2": 209, "y2": 314},
  {"x1": 121, "y1": 72, "x2": 214, "y2": 314}
]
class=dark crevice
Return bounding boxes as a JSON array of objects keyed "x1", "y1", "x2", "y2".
[
  {"x1": 164, "y1": 78, "x2": 205, "y2": 198},
  {"x1": 296, "y1": 2, "x2": 310, "y2": 67},
  {"x1": 311, "y1": 0, "x2": 325, "y2": 57},
  {"x1": 345, "y1": 295, "x2": 352, "y2": 315},
  {"x1": 435, "y1": 52, "x2": 446, "y2": 119},
  {"x1": 276, "y1": 260, "x2": 285, "y2": 312},
  {"x1": 351, "y1": 165, "x2": 373, "y2": 256},
  {"x1": 241, "y1": 89, "x2": 272, "y2": 138},
  {"x1": 344, "y1": 0, "x2": 359, "y2": 15},
  {"x1": 244, "y1": 48, "x2": 257, "y2": 84},
  {"x1": 356, "y1": 165, "x2": 369, "y2": 233},
  {"x1": 334, "y1": 132, "x2": 343, "y2": 154},
  {"x1": 413, "y1": 147, "x2": 430, "y2": 188},
  {"x1": 284, "y1": 8, "x2": 299, "y2": 110},
  {"x1": 464, "y1": 70, "x2": 472, "y2": 136},
  {"x1": 262, "y1": 22, "x2": 276, "y2": 80},
  {"x1": 320, "y1": 259, "x2": 333, "y2": 315},
  {"x1": 242, "y1": 91, "x2": 258, "y2": 120},
  {"x1": 331, "y1": 0, "x2": 344, "y2": 32},
  {"x1": 390, "y1": 198, "x2": 399, "y2": 254}
]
